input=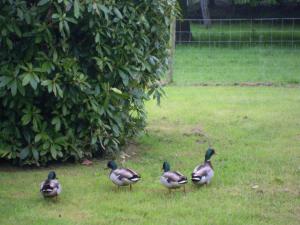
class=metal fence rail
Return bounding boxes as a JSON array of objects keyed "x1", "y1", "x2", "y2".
[
  {"x1": 176, "y1": 18, "x2": 300, "y2": 47},
  {"x1": 171, "y1": 18, "x2": 300, "y2": 85}
]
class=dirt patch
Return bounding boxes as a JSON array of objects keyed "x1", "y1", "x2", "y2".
[
  {"x1": 81, "y1": 159, "x2": 93, "y2": 166},
  {"x1": 184, "y1": 125, "x2": 208, "y2": 139},
  {"x1": 119, "y1": 141, "x2": 142, "y2": 165},
  {"x1": 250, "y1": 182, "x2": 300, "y2": 197},
  {"x1": 195, "y1": 139, "x2": 207, "y2": 144},
  {"x1": 278, "y1": 187, "x2": 300, "y2": 197},
  {"x1": 183, "y1": 125, "x2": 206, "y2": 137},
  {"x1": 237, "y1": 82, "x2": 273, "y2": 87},
  {"x1": 63, "y1": 211, "x2": 90, "y2": 223},
  {"x1": 175, "y1": 82, "x2": 300, "y2": 88},
  {"x1": 182, "y1": 125, "x2": 213, "y2": 146}
]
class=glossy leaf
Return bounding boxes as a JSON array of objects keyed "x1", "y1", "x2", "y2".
[
  {"x1": 37, "y1": 0, "x2": 49, "y2": 6},
  {"x1": 0, "y1": 0, "x2": 177, "y2": 166},
  {"x1": 74, "y1": 0, "x2": 80, "y2": 19},
  {"x1": 20, "y1": 147, "x2": 29, "y2": 160}
]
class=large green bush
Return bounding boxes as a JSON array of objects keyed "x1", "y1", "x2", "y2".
[{"x1": 0, "y1": 0, "x2": 176, "y2": 166}]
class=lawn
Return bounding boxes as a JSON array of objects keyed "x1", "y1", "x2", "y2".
[
  {"x1": 1, "y1": 86, "x2": 300, "y2": 225},
  {"x1": 1, "y1": 24, "x2": 299, "y2": 224},
  {"x1": 173, "y1": 46, "x2": 300, "y2": 85}
]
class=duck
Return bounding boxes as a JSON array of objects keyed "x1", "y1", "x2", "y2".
[
  {"x1": 191, "y1": 148, "x2": 216, "y2": 186},
  {"x1": 107, "y1": 160, "x2": 141, "y2": 190},
  {"x1": 40, "y1": 171, "x2": 62, "y2": 198},
  {"x1": 160, "y1": 161, "x2": 188, "y2": 193}
]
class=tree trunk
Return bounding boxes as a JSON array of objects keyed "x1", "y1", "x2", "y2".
[
  {"x1": 200, "y1": 0, "x2": 211, "y2": 28},
  {"x1": 167, "y1": 19, "x2": 176, "y2": 84}
]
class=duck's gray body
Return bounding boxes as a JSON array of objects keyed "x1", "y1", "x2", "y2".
[
  {"x1": 109, "y1": 168, "x2": 141, "y2": 187},
  {"x1": 191, "y1": 161, "x2": 214, "y2": 185},
  {"x1": 40, "y1": 179, "x2": 62, "y2": 197},
  {"x1": 160, "y1": 171, "x2": 188, "y2": 189}
]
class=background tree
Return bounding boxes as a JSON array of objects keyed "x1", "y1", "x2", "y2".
[
  {"x1": 176, "y1": 0, "x2": 192, "y2": 42},
  {"x1": 200, "y1": 0, "x2": 211, "y2": 27},
  {"x1": 191, "y1": 0, "x2": 300, "y2": 27}
]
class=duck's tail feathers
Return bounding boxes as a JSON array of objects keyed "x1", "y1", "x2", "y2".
[
  {"x1": 41, "y1": 180, "x2": 53, "y2": 192},
  {"x1": 191, "y1": 176, "x2": 202, "y2": 181},
  {"x1": 41, "y1": 188, "x2": 54, "y2": 194},
  {"x1": 129, "y1": 174, "x2": 141, "y2": 182},
  {"x1": 178, "y1": 177, "x2": 188, "y2": 184}
]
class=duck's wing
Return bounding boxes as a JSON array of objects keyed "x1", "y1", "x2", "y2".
[
  {"x1": 41, "y1": 180, "x2": 52, "y2": 192},
  {"x1": 173, "y1": 171, "x2": 184, "y2": 177},
  {"x1": 124, "y1": 168, "x2": 141, "y2": 178},
  {"x1": 52, "y1": 180, "x2": 62, "y2": 194},
  {"x1": 40, "y1": 181, "x2": 46, "y2": 191},
  {"x1": 41, "y1": 180, "x2": 60, "y2": 191},
  {"x1": 163, "y1": 171, "x2": 187, "y2": 184},
  {"x1": 114, "y1": 168, "x2": 140, "y2": 181},
  {"x1": 162, "y1": 171, "x2": 180, "y2": 183},
  {"x1": 192, "y1": 165, "x2": 211, "y2": 177},
  {"x1": 174, "y1": 171, "x2": 188, "y2": 184},
  {"x1": 192, "y1": 164, "x2": 204, "y2": 174}
]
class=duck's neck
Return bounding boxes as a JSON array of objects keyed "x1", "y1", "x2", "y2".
[
  {"x1": 163, "y1": 163, "x2": 171, "y2": 172},
  {"x1": 110, "y1": 164, "x2": 118, "y2": 171},
  {"x1": 163, "y1": 167, "x2": 170, "y2": 172},
  {"x1": 109, "y1": 168, "x2": 117, "y2": 176},
  {"x1": 205, "y1": 160, "x2": 213, "y2": 168}
]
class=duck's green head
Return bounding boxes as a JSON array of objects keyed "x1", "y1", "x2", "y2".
[
  {"x1": 162, "y1": 161, "x2": 170, "y2": 172},
  {"x1": 107, "y1": 161, "x2": 118, "y2": 170},
  {"x1": 205, "y1": 148, "x2": 216, "y2": 161},
  {"x1": 47, "y1": 171, "x2": 57, "y2": 180}
]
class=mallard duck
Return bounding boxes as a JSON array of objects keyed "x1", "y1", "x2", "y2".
[
  {"x1": 40, "y1": 171, "x2": 62, "y2": 198},
  {"x1": 160, "y1": 161, "x2": 188, "y2": 193},
  {"x1": 191, "y1": 148, "x2": 216, "y2": 185},
  {"x1": 107, "y1": 161, "x2": 141, "y2": 190}
]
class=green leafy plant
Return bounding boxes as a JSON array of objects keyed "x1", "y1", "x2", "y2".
[{"x1": 0, "y1": 0, "x2": 177, "y2": 166}]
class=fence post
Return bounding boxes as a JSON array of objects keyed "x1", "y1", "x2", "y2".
[{"x1": 167, "y1": 18, "x2": 176, "y2": 84}]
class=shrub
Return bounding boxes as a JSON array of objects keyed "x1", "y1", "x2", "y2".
[{"x1": 0, "y1": 0, "x2": 176, "y2": 166}]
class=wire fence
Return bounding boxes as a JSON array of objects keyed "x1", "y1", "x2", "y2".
[
  {"x1": 172, "y1": 18, "x2": 300, "y2": 85},
  {"x1": 176, "y1": 18, "x2": 300, "y2": 47}
]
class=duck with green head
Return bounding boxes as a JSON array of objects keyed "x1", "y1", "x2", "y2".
[
  {"x1": 107, "y1": 161, "x2": 141, "y2": 191},
  {"x1": 160, "y1": 161, "x2": 188, "y2": 192},
  {"x1": 40, "y1": 171, "x2": 62, "y2": 198},
  {"x1": 191, "y1": 148, "x2": 216, "y2": 185}
]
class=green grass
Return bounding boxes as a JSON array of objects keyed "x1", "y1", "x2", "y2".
[
  {"x1": 173, "y1": 46, "x2": 300, "y2": 85},
  {"x1": 1, "y1": 87, "x2": 300, "y2": 225},
  {"x1": 1, "y1": 25, "x2": 299, "y2": 223}
]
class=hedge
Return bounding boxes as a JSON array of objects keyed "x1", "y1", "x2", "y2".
[{"x1": 0, "y1": 0, "x2": 176, "y2": 166}]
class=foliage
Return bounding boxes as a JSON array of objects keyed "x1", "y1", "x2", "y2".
[
  {"x1": 0, "y1": 0, "x2": 176, "y2": 166},
  {"x1": 178, "y1": 0, "x2": 188, "y2": 17}
]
